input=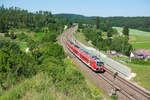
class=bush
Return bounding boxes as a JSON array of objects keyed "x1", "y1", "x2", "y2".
[
  {"x1": 132, "y1": 58, "x2": 150, "y2": 65},
  {"x1": 4, "y1": 33, "x2": 9, "y2": 37},
  {"x1": 0, "y1": 40, "x2": 37, "y2": 90},
  {"x1": 42, "y1": 33, "x2": 57, "y2": 43}
]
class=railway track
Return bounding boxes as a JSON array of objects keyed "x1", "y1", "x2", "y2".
[
  {"x1": 97, "y1": 68, "x2": 150, "y2": 100},
  {"x1": 59, "y1": 26, "x2": 150, "y2": 100},
  {"x1": 104, "y1": 67, "x2": 150, "y2": 99}
]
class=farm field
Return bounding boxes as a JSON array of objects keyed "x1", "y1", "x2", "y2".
[{"x1": 114, "y1": 27, "x2": 150, "y2": 49}]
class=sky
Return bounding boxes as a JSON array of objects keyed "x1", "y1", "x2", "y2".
[{"x1": 0, "y1": 0, "x2": 150, "y2": 17}]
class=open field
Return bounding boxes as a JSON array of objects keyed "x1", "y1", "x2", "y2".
[
  {"x1": 73, "y1": 31, "x2": 150, "y2": 90},
  {"x1": 114, "y1": 27, "x2": 150, "y2": 49}
]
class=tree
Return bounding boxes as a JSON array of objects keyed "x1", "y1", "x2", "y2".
[
  {"x1": 122, "y1": 24, "x2": 129, "y2": 37},
  {"x1": 97, "y1": 30, "x2": 102, "y2": 37},
  {"x1": 100, "y1": 19, "x2": 111, "y2": 32},
  {"x1": 112, "y1": 28, "x2": 119, "y2": 35},
  {"x1": 0, "y1": 20, "x2": 8, "y2": 33},
  {"x1": 111, "y1": 37, "x2": 132, "y2": 55},
  {"x1": 107, "y1": 28, "x2": 113, "y2": 37},
  {"x1": 96, "y1": 17, "x2": 100, "y2": 29},
  {"x1": 42, "y1": 27, "x2": 50, "y2": 33},
  {"x1": 42, "y1": 33, "x2": 57, "y2": 43},
  {"x1": 0, "y1": 20, "x2": 5, "y2": 33},
  {"x1": 4, "y1": 33, "x2": 10, "y2": 37}
]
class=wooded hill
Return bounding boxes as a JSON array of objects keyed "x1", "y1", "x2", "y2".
[
  {"x1": 0, "y1": 6, "x2": 71, "y2": 33},
  {"x1": 55, "y1": 13, "x2": 150, "y2": 32}
]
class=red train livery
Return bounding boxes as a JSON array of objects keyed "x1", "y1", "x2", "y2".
[{"x1": 66, "y1": 40, "x2": 104, "y2": 72}]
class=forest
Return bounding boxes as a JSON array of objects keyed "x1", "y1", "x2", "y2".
[
  {"x1": 56, "y1": 14, "x2": 150, "y2": 32},
  {"x1": 0, "y1": 5, "x2": 73, "y2": 34}
]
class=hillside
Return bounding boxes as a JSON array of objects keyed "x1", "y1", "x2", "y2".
[
  {"x1": 55, "y1": 13, "x2": 96, "y2": 24},
  {"x1": 54, "y1": 13, "x2": 86, "y2": 19},
  {"x1": 0, "y1": 6, "x2": 113, "y2": 100},
  {"x1": 56, "y1": 13, "x2": 150, "y2": 32}
]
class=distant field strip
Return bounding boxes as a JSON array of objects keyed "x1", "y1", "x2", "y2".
[
  {"x1": 114, "y1": 27, "x2": 150, "y2": 49},
  {"x1": 132, "y1": 41, "x2": 150, "y2": 43},
  {"x1": 114, "y1": 27, "x2": 150, "y2": 36}
]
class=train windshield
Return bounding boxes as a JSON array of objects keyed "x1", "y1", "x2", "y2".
[{"x1": 97, "y1": 61, "x2": 103, "y2": 67}]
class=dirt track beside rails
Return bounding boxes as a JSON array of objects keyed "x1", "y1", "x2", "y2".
[{"x1": 59, "y1": 26, "x2": 150, "y2": 100}]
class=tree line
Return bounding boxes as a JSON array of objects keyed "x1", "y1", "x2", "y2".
[
  {"x1": 0, "y1": 5, "x2": 71, "y2": 34},
  {"x1": 56, "y1": 14, "x2": 150, "y2": 32}
]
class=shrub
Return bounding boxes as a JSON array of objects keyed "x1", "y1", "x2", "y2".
[
  {"x1": 0, "y1": 40, "x2": 37, "y2": 90},
  {"x1": 132, "y1": 58, "x2": 150, "y2": 65},
  {"x1": 4, "y1": 33, "x2": 9, "y2": 37},
  {"x1": 42, "y1": 33, "x2": 57, "y2": 43},
  {"x1": 16, "y1": 33, "x2": 28, "y2": 41}
]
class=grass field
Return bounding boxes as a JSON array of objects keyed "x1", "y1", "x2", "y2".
[
  {"x1": 73, "y1": 31, "x2": 150, "y2": 90},
  {"x1": 114, "y1": 27, "x2": 150, "y2": 49},
  {"x1": 73, "y1": 32, "x2": 92, "y2": 47}
]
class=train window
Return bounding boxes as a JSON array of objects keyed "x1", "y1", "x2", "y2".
[
  {"x1": 81, "y1": 55, "x2": 88, "y2": 62},
  {"x1": 92, "y1": 56, "x2": 99, "y2": 60},
  {"x1": 74, "y1": 45, "x2": 79, "y2": 48},
  {"x1": 97, "y1": 62, "x2": 103, "y2": 66},
  {"x1": 69, "y1": 41, "x2": 74, "y2": 45}
]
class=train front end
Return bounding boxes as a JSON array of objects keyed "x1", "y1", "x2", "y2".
[{"x1": 95, "y1": 61, "x2": 104, "y2": 72}]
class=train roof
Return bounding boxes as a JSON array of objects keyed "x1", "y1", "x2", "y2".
[
  {"x1": 68, "y1": 40, "x2": 74, "y2": 45},
  {"x1": 74, "y1": 45, "x2": 80, "y2": 48},
  {"x1": 67, "y1": 40, "x2": 100, "y2": 61}
]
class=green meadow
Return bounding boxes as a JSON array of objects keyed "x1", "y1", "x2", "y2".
[{"x1": 114, "y1": 27, "x2": 150, "y2": 49}]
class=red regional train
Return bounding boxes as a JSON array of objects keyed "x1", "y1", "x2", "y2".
[{"x1": 66, "y1": 40, "x2": 104, "y2": 72}]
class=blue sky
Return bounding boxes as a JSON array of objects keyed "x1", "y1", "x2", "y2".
[{"x1": 1, "y1": 0, "x2": 150, "y2": 17}]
